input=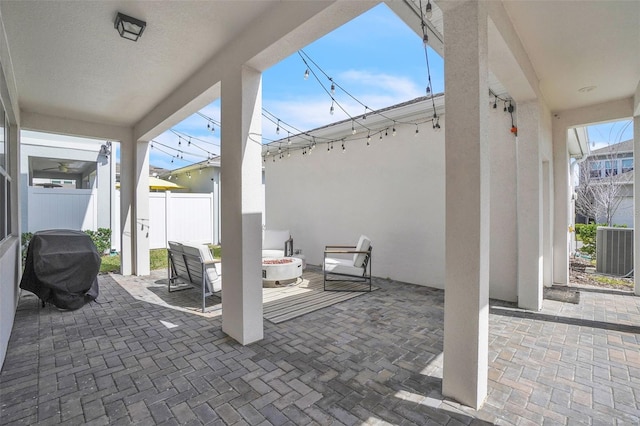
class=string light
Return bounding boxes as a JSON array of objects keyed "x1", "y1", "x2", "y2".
[
  {"x1": 367, "y1": 132, "x2": 371, "y2": 146},
  {"x1": 392, "y1": 123, "x2": 397, "y2": 136},
  {"x1": 197, "y1": 112, "x2": 219, "y2": 133},
  {"x1": 351, "y1": 121, "x2": 356, "y2": 135},
  {"x1": 276, "y1": 119, "x2": 280, "y2": 135},
  {"x1": 415, "y1": 124, "x2": 420, "y2": 136},
  {"x1": 330, "y1": 101, "x2": 335, "y2": 115},
  {"x1": 419, "y1": 0, "x2": 439, "y2": 126},
  {"x1": 342, "y1": 140, "x2": 346, "y2": 152},
  {"x1": 330, "y1": 81, "x2": 335, "y2": 95},
  {"x1": 304, "y1": 68, "x2": 309, "y2": 80}
]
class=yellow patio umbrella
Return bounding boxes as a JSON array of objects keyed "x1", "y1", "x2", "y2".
[{"x1": 116, "y1": 176, "x2": 187, "y2": 191}]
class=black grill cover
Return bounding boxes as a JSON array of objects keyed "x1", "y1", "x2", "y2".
[{"x1": 20, "y1": 230, "x2": 101, "y2": 310}]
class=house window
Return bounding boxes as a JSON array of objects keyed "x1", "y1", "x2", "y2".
[
  {"x1": 590, "y1": 161, "x2": 602, "y2": 178},
  {"x1": 621, "y1": 158, "x2": 633, "y2": 173},
  {"x1": 604, "y1": 160, "x2": 618, "y2": 177}
]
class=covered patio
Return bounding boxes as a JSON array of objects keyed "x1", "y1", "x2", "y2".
[
  {"x1": 1, "y1": 0, "x2": 639, "y2": 415},
  {"x1": 2, "y1": 271, "x2": 639, "y2": 424}
]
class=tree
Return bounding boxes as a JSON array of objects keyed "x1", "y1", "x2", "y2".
[{"x1": 575, "y1": 143, "x2": 629, "y2": 226}]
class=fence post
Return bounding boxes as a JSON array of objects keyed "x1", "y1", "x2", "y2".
[{"x1": 165, "y1": 191, "x2": 171, "y2": 248}]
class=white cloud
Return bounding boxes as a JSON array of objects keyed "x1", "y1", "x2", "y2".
[
  {"x1": 338, "y1": 69, "x2": 424, "y2": 101},
  {"x1": 262, "y1": 70, "x2": 424, "y2": 140}
]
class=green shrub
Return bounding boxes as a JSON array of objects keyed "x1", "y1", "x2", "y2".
[
  {"x1": 21, "y1": 229, "x2": 112, "y2": 263},
  {"x1": 84, "y1": 228, "x2": 112, "y2": 255},
  {"x1": 575, "y1": 223, "x2": 606, "y2": 257},
  {"x1": 21, "y1": 232, "x2": 33, "y2": 265}
]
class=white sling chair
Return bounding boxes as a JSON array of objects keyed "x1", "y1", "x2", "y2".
[{"x1": 323, "y1": 235, "x2": 372, "y2": 292}]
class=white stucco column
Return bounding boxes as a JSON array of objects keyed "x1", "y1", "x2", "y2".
[
  {"x1": 516, "y1": 101, "x2": 543, "y2": 310},
  {"x1": 135, "y1": 140, "x2": 150, "y2": 275},
  {"x1": 119, "y1": 136, "x2": 134, "y2": 275},
  {"x1": 119, "y1": 136, "x2": 150, "y2": 275},
  {"x1": 96, "y1": 148, "x2": 111, "y2": 230},
  {"x1": 552, "y1": 121, "x2": 569, "y2": 286},
  {"x1": 220, "y1": 65, "x2": 263, "y2": 345},
  {"x1": 442, "y1": 0, "x2": 490, "y2": 409}
]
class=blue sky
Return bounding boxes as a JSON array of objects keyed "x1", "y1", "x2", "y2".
[
  {"x1": 145, "y1": 2, "x2": 632, "y2": 170},
  {"x1": 148, "y1": 3, "x2": 442, "y2": 170}
]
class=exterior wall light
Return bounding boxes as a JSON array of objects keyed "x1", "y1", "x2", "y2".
[{"x1": 114, "y1": 12, "x2": 146, "y2": 42}]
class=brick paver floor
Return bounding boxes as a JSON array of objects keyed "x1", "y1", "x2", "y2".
[{"x1": 1, "y1": 271, "x2": 639, "y2": 425}]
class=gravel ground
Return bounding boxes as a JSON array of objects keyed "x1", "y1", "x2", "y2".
[{"x1": 570, "y1": 256, "x2": 634, "y2": 291}]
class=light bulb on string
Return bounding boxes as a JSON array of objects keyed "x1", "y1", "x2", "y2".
[
  {"x1": 351, "y1": 121, "x2": 356, "y2": 135},
  {"x1": 362, "y1": 107, "x2": 367, "y2": 120},
  {"x1": 287, "y1": 150, "x2": 291, "y2": 158},
  {"x1": 287, "y1": 133, "x2": 291, "y2": 145},
  {"x1": 330, "y1": 82, "x2": 335, "y2": 95},
  {"x1": 504, "y1": 102, "x2": 507, "y2": 112},
  {"x1": 304, "y1": 69, "x2": 309, "y2": 80},
  {"x1": 392, "y1": 123, "x2": 397, "y2": 136},
  {"x1": 423, "y1": 32, "x2": 429, "y2": 46},
  {"x1": 276, "y1": 120, "x2": 280, "y2": 135},
  {"x1": 426, "y1": 1, "x2": 433, "y2": 19},
  {"x1": 327, "y1": 142, "x2": 330, "y2": 152},
  {"x1": 415, "y1": 124, "x2": 420, "y2": 136},
  {"x1": 426, "y1": 86, "x2": 431, "y2": 95},
  {"x1": 342, "y1": 141, "x2": 346, "y2": 152},
  {"x1": 493, "y1": 97, "x2": 498, "y2": 109},
  {"x1": 329, "y1": 101, "x2": 334, "y2": 115},
  {"x1": 178, "y1": 138, "x2": 182, "y2": 146},
  {"x1": 188, "y1": 138, "x2": 191, "y2": 146},
  {"x1": 385, "y1": 128, "x2": 388, "y2": 137},
  {"x1": 367, "y1": 132, "x2": 371, "y2": 146}
]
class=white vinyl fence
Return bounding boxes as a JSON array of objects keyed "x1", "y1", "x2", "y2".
[
  {"x1": 148, "y1": 192, "x2": 215, "y2": 249},
  {"x1": 28, "y1": 187, "x2": 97, "y2": 232},
  {"x1": 30, "y1": 189, "x2": 215, "y2": 251}
]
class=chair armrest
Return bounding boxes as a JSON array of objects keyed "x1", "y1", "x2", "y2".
[
  {"x1": 203, "y1": 259, "x2": 221, "y2": 265},
  {"x1": 324, "y1": 245, "x2": 357, "y2": 250},
  {"x1": 324, "y1": 249, "x2": 369, "y2": 255}
]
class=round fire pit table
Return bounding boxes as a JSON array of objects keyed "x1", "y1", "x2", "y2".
[{"x1": 262, "y1": 257, "x2": 303, "y2": 287}]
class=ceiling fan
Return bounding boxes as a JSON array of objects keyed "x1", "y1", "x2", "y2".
[{"x1": 42, "y1": 162, "x2": 70, "y2": 173}]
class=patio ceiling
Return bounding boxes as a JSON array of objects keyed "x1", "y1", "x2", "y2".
[
  {"x1": 0, "y1": 1, "x2": 279, "y2": 127},
  {"x1": 0, "y1": 0, "x2": 638, "y2": 134}
]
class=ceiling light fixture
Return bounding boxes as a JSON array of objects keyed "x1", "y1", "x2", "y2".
[{"x1": 114, "y1": 12, "x2": 146, "y2": 42}]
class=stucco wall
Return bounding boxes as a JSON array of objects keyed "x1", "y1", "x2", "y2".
[
  {"x1": 266, "y1": 117, "x2": 447, "y2": 288},
  {"x1": 489, "y1": 109, "x2": 518, "y2": 301},
  {"x1": 266, "y1": 110, "x2": 525, "y2": 296}
]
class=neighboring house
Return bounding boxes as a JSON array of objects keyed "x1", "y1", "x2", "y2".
[
  {"x1": 20, "y1": 131, "x2": 117, "y2": 236},
  {"x1": 158, "y1": 158, "x2": 266, "y2": 245},
  {"x1": 577, "y1": 139, "x2": 634, "y2": 227}
]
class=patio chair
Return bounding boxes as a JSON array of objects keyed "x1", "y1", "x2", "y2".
[
  {"x1": 323, "y1": 235, "x2": 372, "y2": 292},
  {"x1": 262, "y1": 229, "x2": 293, "y2": 258},
  {"x1": 167, "y1": 241, "x2": 221, "y2": 312}
]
